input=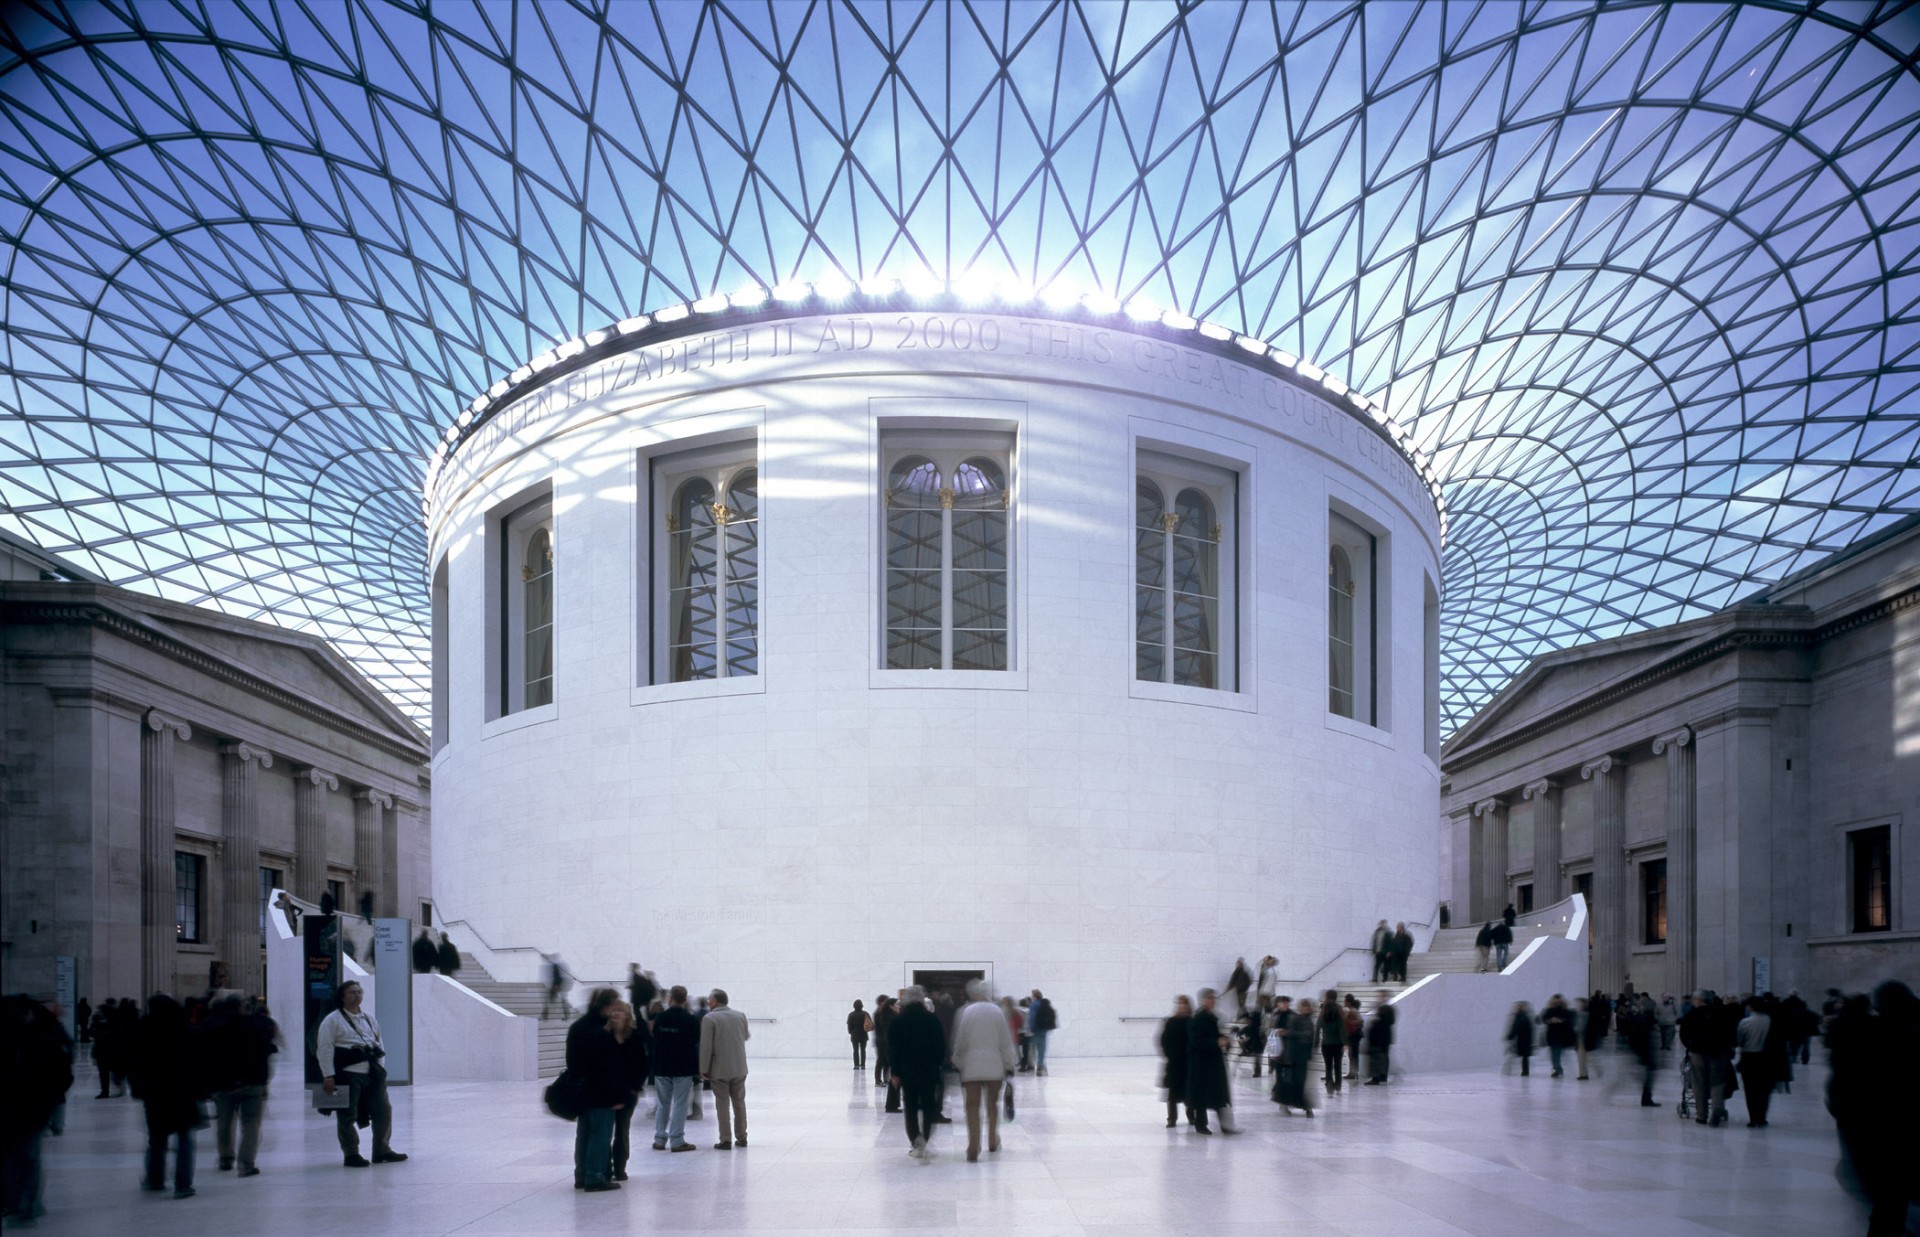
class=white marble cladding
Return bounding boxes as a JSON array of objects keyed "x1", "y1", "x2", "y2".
[{"x1": 430, "y1": 310, "x2": 1443, "y2": 1057}]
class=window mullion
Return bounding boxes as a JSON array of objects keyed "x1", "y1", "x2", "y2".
[
  {"x1": 1162, "y1": 523, "x2": 1175, "y2": 683},
  {"x1": 714, "y1": 502, "x2": 730, "y2": 679},
  {"x1": 940, "y1": 503, "x2": 954, "y2": 670}
]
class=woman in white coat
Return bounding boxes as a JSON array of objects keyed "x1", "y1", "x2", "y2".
[{"x1": 948, "y1": 980, "x2": 1019, "y2": 1162}]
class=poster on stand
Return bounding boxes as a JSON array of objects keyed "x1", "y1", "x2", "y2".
[{"x1": 374, "y1": 918, "x2": 413, "y2": 1084}]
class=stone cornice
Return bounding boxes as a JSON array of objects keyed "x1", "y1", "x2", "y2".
[{"x1": 3, "y1": 596, "x2": 427, "y2": 764}]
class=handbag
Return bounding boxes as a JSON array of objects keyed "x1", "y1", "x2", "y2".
[
  {"x1": 1002, "y1": 1079, "x2": 1015, "y2": 1121},
  {"x1": 544, "y1": 1069, "x2": 587, "y2": 1121}
]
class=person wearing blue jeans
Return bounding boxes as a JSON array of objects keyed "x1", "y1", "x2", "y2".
[
  {"x1": 649, "y1": 985, "x2": 701, "y2": 1152},
  {"x1": 565, "y1": 988, "x2": 626, "y2": 1191}
]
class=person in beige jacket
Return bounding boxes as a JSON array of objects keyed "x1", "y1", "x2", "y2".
[
  {"x1": 697, "y1": 989, "x2": 751, "y2": 1149},
  {"x1": 948, "y1": 980, "x2": 1018, "y2": 1161}
]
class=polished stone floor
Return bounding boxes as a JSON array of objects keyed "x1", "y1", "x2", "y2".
[{"x1": 25, "y1": 1052, "x2": 1869, "y2": 1236}]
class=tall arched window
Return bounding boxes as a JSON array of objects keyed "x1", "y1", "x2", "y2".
[
  {"x1": 1328, "y1": 509, "x2": 1380, "y2": 724},
  {"x1": 883, "y1": 436, "x2": 1013, "y2": 671},
  {"x1": 1136, "y1": 452, "x2": 1236, "y2": 689},
  {"x1": 522, "y1": 527, "x2": 554, "y2": 707},
  {"x1": 656, "y1": 445, "x2": 759, "y2": 683},
  {"x1": 1328, "y1": 544, "x2": 1355, "y2": 716},
  {"x1": 498, "y1": 490, "x2": 553, "y2": 716}
]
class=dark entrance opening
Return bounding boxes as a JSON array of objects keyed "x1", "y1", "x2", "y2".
[{"x1": 912, "y1": 968, "x2": 985, "y2": 1011}]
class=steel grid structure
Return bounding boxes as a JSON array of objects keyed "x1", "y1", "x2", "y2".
[{"x1": 3, "y1": 0, "x2": 1918, "y2": 733}]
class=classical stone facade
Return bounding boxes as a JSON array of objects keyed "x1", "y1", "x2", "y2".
[
  {"x1": 1442, "y1": 515, "x2": 1920, "y2": 999},
  {"x1": 0, "y1": 533, "x2": 430, "y2": 1004}
]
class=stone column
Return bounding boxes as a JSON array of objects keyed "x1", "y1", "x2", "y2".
[
  {"x1": 1653, "y1": 727, "x2": 1696, "y2": 996},
  {"x1": 220, "y1": 742, "x2": 273, "y2": 998},
  {"x1": 140, "y1": 710, "x2": 192, "y2": 998},
  {"x1": 1472, "y1": 796, "x2": 1509, "y2": 922},
  {"x1": 353, "y1": 789, "x2": 393, "y2": 919},
  {"x1": 380, "y1": 799, "x2": 404, "y2": 922},
  {"x1": 1523, "y1": 777, "x2": 1564, "y2": 906},
  {"x1": 294, "y1": 767, "x2": 338, "y2": 903},
  {"x1": 1580, "y1": 754, "x2": 1626, "y2": 996}
]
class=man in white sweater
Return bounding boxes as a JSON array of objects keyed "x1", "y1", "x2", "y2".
[{"x1": 948, "y1": 980, "x2": 1018, "y2": 1162}]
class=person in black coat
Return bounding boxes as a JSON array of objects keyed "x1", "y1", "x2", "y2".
[
  {"x1": 131, "y1": 994, "x2": 206, "y2": 1198},
  {"x1": 1387, "y1": 923, "x2": 1414, "y2": 982},
  {"x1": 1185, "y1": 989, "x2": 1239, "y2": 1134},
  {"x1": 434, "y1": 934, "x2": 461, "y2": 976},
  {"x1": 566, "y1": 988, "x2": 627, "y2": 1191},
  {"x1": 1157, "y1": 996, "x2": 1193, "y2": 1129},
  {"x1": 605, "y1": 1000, "x2": 650, "y2": 1182},
  {"x1": 411, "y1": 930, "x2": 437, "y2": 973},
  {"x1": 1540, "y1": 994, "x2": 1576, "y2": 1077},
  {"x1": 847, "y1": 999, "x2": 870, "y2": 1071},
  {"x1": 1620, "y1": 993, "x2": 1660, "y2": 1106},
  {"x1": 872, "y1": 995, "x2": 897, "y2": 1096},
  {"x1": 201, "y1": 993, "x2": 277, "y2": 1175},
  {"x1": 888, "y1": 986, "x2": 947, "y2": 1159},
  {"x1": 1490, "y1": 919, "x2": 1514, "y2": 970},
  {"x1": 1506, "y1": 1001, "x2": 1535, "y2": 1075},
  {"x1": 1366, "y1": 992, "x2": 1396, "y2": 1084},
  {"x1": 2, "y1": 995, "x2": 73, "y2": 1224}
]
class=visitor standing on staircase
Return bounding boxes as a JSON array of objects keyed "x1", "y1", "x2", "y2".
[
  {"x1": 1388, "y1": 923, "x2": 1413, "y2": 982},
  {"x1": 1490, "y1": 919, "x2": 1513, "y2": 971},
  {"x1": 1370, "y1": 920, "x2": 1391, "y2": 982}
]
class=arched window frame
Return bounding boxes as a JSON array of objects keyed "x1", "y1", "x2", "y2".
[
  {"x1": 501, "y1": 494, "x2": 553, "y2": 715},
  {"x1": 1135, "y1": 451, "x2": 1238, "y2": 691},
  {"x1": 652, "y1": 444, "x2": 760, "y2": 684},
  {"x1": 1329, "y1": 509, "x2": 1378, "y2": 725},
  {"x1": 881, "y1": 433, "x2": 1014, "y2": 671}
]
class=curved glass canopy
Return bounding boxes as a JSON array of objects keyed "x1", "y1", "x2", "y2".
[{"x1": 2, "y1": 1, "x2": 1917, "y2": 733}]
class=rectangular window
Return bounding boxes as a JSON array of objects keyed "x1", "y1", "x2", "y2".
[
  {"x1": 1572, "y1": 871, "x2": 1593, "y2": 907},
  {"x1": 497, "y1": 490, "x2": 554, "y2": 715},
  {"x1": 327, "y1": 878, "x2": 345, "y2": 913},
  {"x1": 1516, "y1": 882, "x2": 1534, "y2": 914},
  {"x1": 1329, "y1": 510, "x2": 1379, "y2": 724},
  {"x1": 653, "y1": 443, "x2": 759, "y2": 683},
  {"x1": 882, "y1": 432, "x2": 1013, "y2": 671},
  {"x1": 1642, "y1": 858, "x2": 1667, "y2": 945},
  {"x1": 175, "y1": 852, "x2": 204, "y2": 943},
  {"x1": 259, "y1": 866, "x2": 283, "y2": 946},
  {"x1": 1136, "y1": 451, "x2": 1238, "y2": 690},
  {"x1": 1423, "y1": 576, "x2": 1441, "y2": 758},
  {"x1": 1851, "y1": 825, "x2": 1892, "y2": 933}
]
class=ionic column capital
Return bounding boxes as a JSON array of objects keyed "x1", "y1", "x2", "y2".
[
  {"x1": 144, "y1": 709, "x2": 192, "y2": 741},
  {"x1": 1579, "y1": 754, "x2": 1621, "y2": 780},
  {"x1": 1472, "y1": 796, "x2": 1505, "y2": 817},
  {"x1": 220, "y1": 741, "x2": 273, "y2": 768},
  {"x1": 1522, "y1": 777, "x2": 1559, "y2": 800},
  {"x1": 355, "y1": 788, "x2": 395, "y2": 810},
  {"x1": 298, "y1": 766, "x2": 340, "y2": 791},
  {"x1": 1651, "y1": 726, "x2": 1692, "y2": 755}
]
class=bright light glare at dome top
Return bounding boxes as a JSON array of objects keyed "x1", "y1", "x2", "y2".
[{"x1": 0, "y1": 0, "x2": 1916, "y2": 734}]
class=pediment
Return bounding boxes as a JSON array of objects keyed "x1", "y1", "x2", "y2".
[
  {"x1": 129, "y1": 605, "x2": 422, "y2": 747},
  {"x1": 1447, "y1": 630, "x2": 1700, "y2": 751}
]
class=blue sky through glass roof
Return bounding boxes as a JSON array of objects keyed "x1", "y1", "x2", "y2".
[{"x1": 2, "y1": 0, "x2": 1918, "y2": 731}]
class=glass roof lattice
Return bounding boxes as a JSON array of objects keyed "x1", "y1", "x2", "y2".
[{"x1": 3, "y1": 1, "x2": 1918, "y2": 736}]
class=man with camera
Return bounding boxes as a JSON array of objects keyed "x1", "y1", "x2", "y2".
[{"x1": 316, "y1": 980, "x2": 408, "y2": 1168}]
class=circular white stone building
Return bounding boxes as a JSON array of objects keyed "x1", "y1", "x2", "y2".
[{"x1": 427, "y1": 296, "x2": 1445, "y2": 1055}]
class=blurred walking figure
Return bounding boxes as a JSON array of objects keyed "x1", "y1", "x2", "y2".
[
  {"x1": 1620, "y1": 993, "x2": 1660, "y2": 1106},
  {"x1": 950, "y1": 980, "x2": 1016, "y2": 1162},
  {"x1": 1225, "y1": 959, "x2": 1253, "y2": 1016},
  {"x1": 1735, "y1": 995, "x2": 1780, "y2": 1128},
  {"x1": 1474, "y1": 922, "x2": 1494, "y2": 972},
  {"x1": 1318, "y1": 991, "x2": 1345, "y2": 1095},
  {"x1": 847, "y1": 999, "x2": 870, "y2": 1071},
  {"x1": 435, "y1": 933, "x2": 460, "y2": 976},
  {"x1": 1679, "y1": 990, "x2": 1732, "y2": 1127},
  {"x1": 1, "y1": 995, "x2": 73, "y2": 1225},
  {"x1": 1365, "y1": 991, "x2": 1396, "y2": 1084},
  {"x1": 873, "y1": 995, "x2": 898, "y2": 1096},
  {"x1": 1490, "y1": 919, "x2": 1513, "y2": 970},
  {"x1": 1505, "y1": 1001, "x2": 1535, "y2": 1076},
  {"x1": 889, "y1": 985, "x2": 947, "y2": 1161},
  {"x1": 1255, "y1": 956, "x2": 1278, "y2": 1012},
  {"x1": 1541, "y1": 994, "x2": 1575, "y2": 1077},
  {"x1": 1343, "y1": 994, "x2": 1364, "y2": 1080},
  {"x1": 1027, "y1": 990, "x2": 1058, "y2": 1075},
  {"x1": 542, "y1": 953, "x2": 568, "y2": 1020},
  {"x1": 131, "y1": 994, "x2": 206, "y2": 1198},
  {"x1": 202, "y1": 992, "x2": 277, "y2": 1176},
  {"x1": 1278, "y1": 996, "x2": 1317, "y2": 1116},
  {"x1": 1185, "y1": 989, "x2": 1240, "y2": 1134},
  {"x1": 1829, "y1": 981, "x2": 1918, "y2": 1235},
  {"x1": 1157, "y1": 995, "x2": 1194, "y2": 1129},
  {"x1": 1370, "y1": 920, "x2": 1392, "y2": 981},
  {"x1": 411, "y1": 928, "x2": 437, "y2": 973}
]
